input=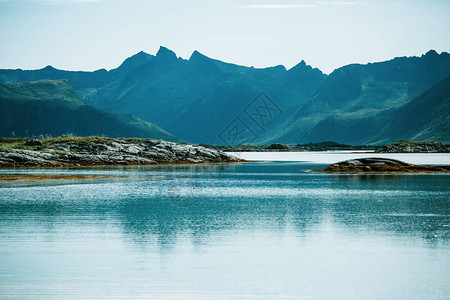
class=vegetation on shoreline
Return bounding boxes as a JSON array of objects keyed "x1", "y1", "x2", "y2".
[{"x1": 0, "y1": 135, "x2": 160, "y2": 150}]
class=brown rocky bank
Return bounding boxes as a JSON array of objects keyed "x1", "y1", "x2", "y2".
[
  {"x1": 0, "y1": 174, "x2": 117, "y2": 183},
  {"x1": 312, "y1": 158, "x2": 450, "y2": 174},
  {"x1": 0, "y1": 138, "x2": 241, "y2": 168}
]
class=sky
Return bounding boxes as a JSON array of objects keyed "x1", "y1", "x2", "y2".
[{"x1": 0, "y1": 0, "x2": 449, "y2": 74}]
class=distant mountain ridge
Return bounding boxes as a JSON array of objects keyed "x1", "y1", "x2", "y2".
[{"x1": 1, "y1": 48, "x2": 449, "y2": 144}]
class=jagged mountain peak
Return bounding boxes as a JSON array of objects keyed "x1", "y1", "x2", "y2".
[
  {"x1": 288, "y1": 60, "x2": 308, "y2": 71},
  {"x1": 287, "y1": 60, "x2": 325, "y2": 78},
  {"x1": 189, "y1": 50, "x2": 210, "y2": 61},
  {"x1": 156, "y1": 46, "x2": 178, "y2": 60}
]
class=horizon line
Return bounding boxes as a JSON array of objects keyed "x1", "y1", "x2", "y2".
[{"x1": 0, "y1": 48, "x2": 446, "y2": 75}]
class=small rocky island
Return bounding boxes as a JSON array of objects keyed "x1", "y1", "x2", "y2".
[
  {"x1": 0, "y1": 136, "x2": 240, "y2": 168},
  {"x1": 313, "y1": 158, "x2": 450, "y2": 174}
]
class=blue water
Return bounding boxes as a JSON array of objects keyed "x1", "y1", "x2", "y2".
[{"x1": 0, "y1": 161, "x2": 449, "y2": 299}]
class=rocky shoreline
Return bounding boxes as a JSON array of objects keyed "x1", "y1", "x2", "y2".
[
  {"x1": 312, "y1": 158, "x2": 450, "y2": 174},
  {"x1": 204, "y1": 141, "x2": 450, "y2": 153},
  {"x1": 380, "y1": 142, "x2": 450, "y2": 153},
  {"x1": 0, "y1": 138, "x2": 241, "y2": 168}
]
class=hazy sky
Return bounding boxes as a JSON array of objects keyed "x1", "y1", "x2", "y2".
[{"x1": 0, "y1": 0, "x2": 449, "y2": 74}]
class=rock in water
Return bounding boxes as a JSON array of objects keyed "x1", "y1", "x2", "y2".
[{"x1": 314, "y1": 157, "x2": 450, "y2": 173}]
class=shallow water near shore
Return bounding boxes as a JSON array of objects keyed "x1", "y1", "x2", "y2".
[{"x1": 0, "y1": 156, "x2": 449, "y2": 298}]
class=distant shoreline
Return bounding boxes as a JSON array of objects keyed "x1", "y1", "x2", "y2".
[{"x1": 206, "y1": 141, "x2": 450, "y2": 153}]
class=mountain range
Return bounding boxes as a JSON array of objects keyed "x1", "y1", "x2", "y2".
[{"x1": 0, "y1": 47, "x2": 449, "y2": 145}]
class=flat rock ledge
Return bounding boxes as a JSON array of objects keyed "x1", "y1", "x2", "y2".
[
  {"x1": 0, "y1": 139, "x2": 242, "y2": 168},
  {"x1": 312, "y1": 158, "x2": 450, "y2": 174}
]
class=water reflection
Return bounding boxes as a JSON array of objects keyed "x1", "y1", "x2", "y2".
[
  {"x1": 1, "y1": 162, "x2": 448, "y2": 250},
  {"x1": 334, "y1": 174, "x2": 408, "y2": 181}
]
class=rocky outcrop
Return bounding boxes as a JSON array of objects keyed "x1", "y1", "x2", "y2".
[
  {"x1": 0, "y1": 139, "x2": 241, "y2": 168},
  {"x1": 266, "y1": 143, "x2": 291, "y2": 150},
  {"x1": 313, "y1": 157, "x2": 450, "y2": 174},
  {"x1": 24, "y1": 139, "x2": 43, "y2": 146},
  {"x1": 381, "y1": 142, "x2": 450, "y2": 153}
]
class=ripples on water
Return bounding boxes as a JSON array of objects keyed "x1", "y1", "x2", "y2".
[{"x1": 0, "y1": 161, "x2": 449, "y2": 299}]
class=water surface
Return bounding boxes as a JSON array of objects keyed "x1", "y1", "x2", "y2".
[
  {"x1": 229, "y1": 151, "x2": 450, "y2": 165},
  {"x1": 0, "y1": 160, "x2": 449, "y2": 299}
]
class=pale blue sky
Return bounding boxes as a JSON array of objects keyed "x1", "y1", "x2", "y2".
[{"x1": 0, "y1": 0, "x2": 449, "y2": 74}]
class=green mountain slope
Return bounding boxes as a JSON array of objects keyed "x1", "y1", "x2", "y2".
[
  {"x1": 290, "y1": 74, "x2": 450, "y2": 145},
  {"x1": 0, "y1": 80, "x2": 180, "y2": 141},
  {"x1": 370, "y1": 75, "x2": 450, "y2": 144}
]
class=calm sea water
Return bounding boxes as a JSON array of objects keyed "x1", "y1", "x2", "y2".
[
  {"x1": 0, "y1": 153, "x2": 449, "y2": 299},
  {"x1": 228, "y1": 151, "x2": 450, "y2": 165}
]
